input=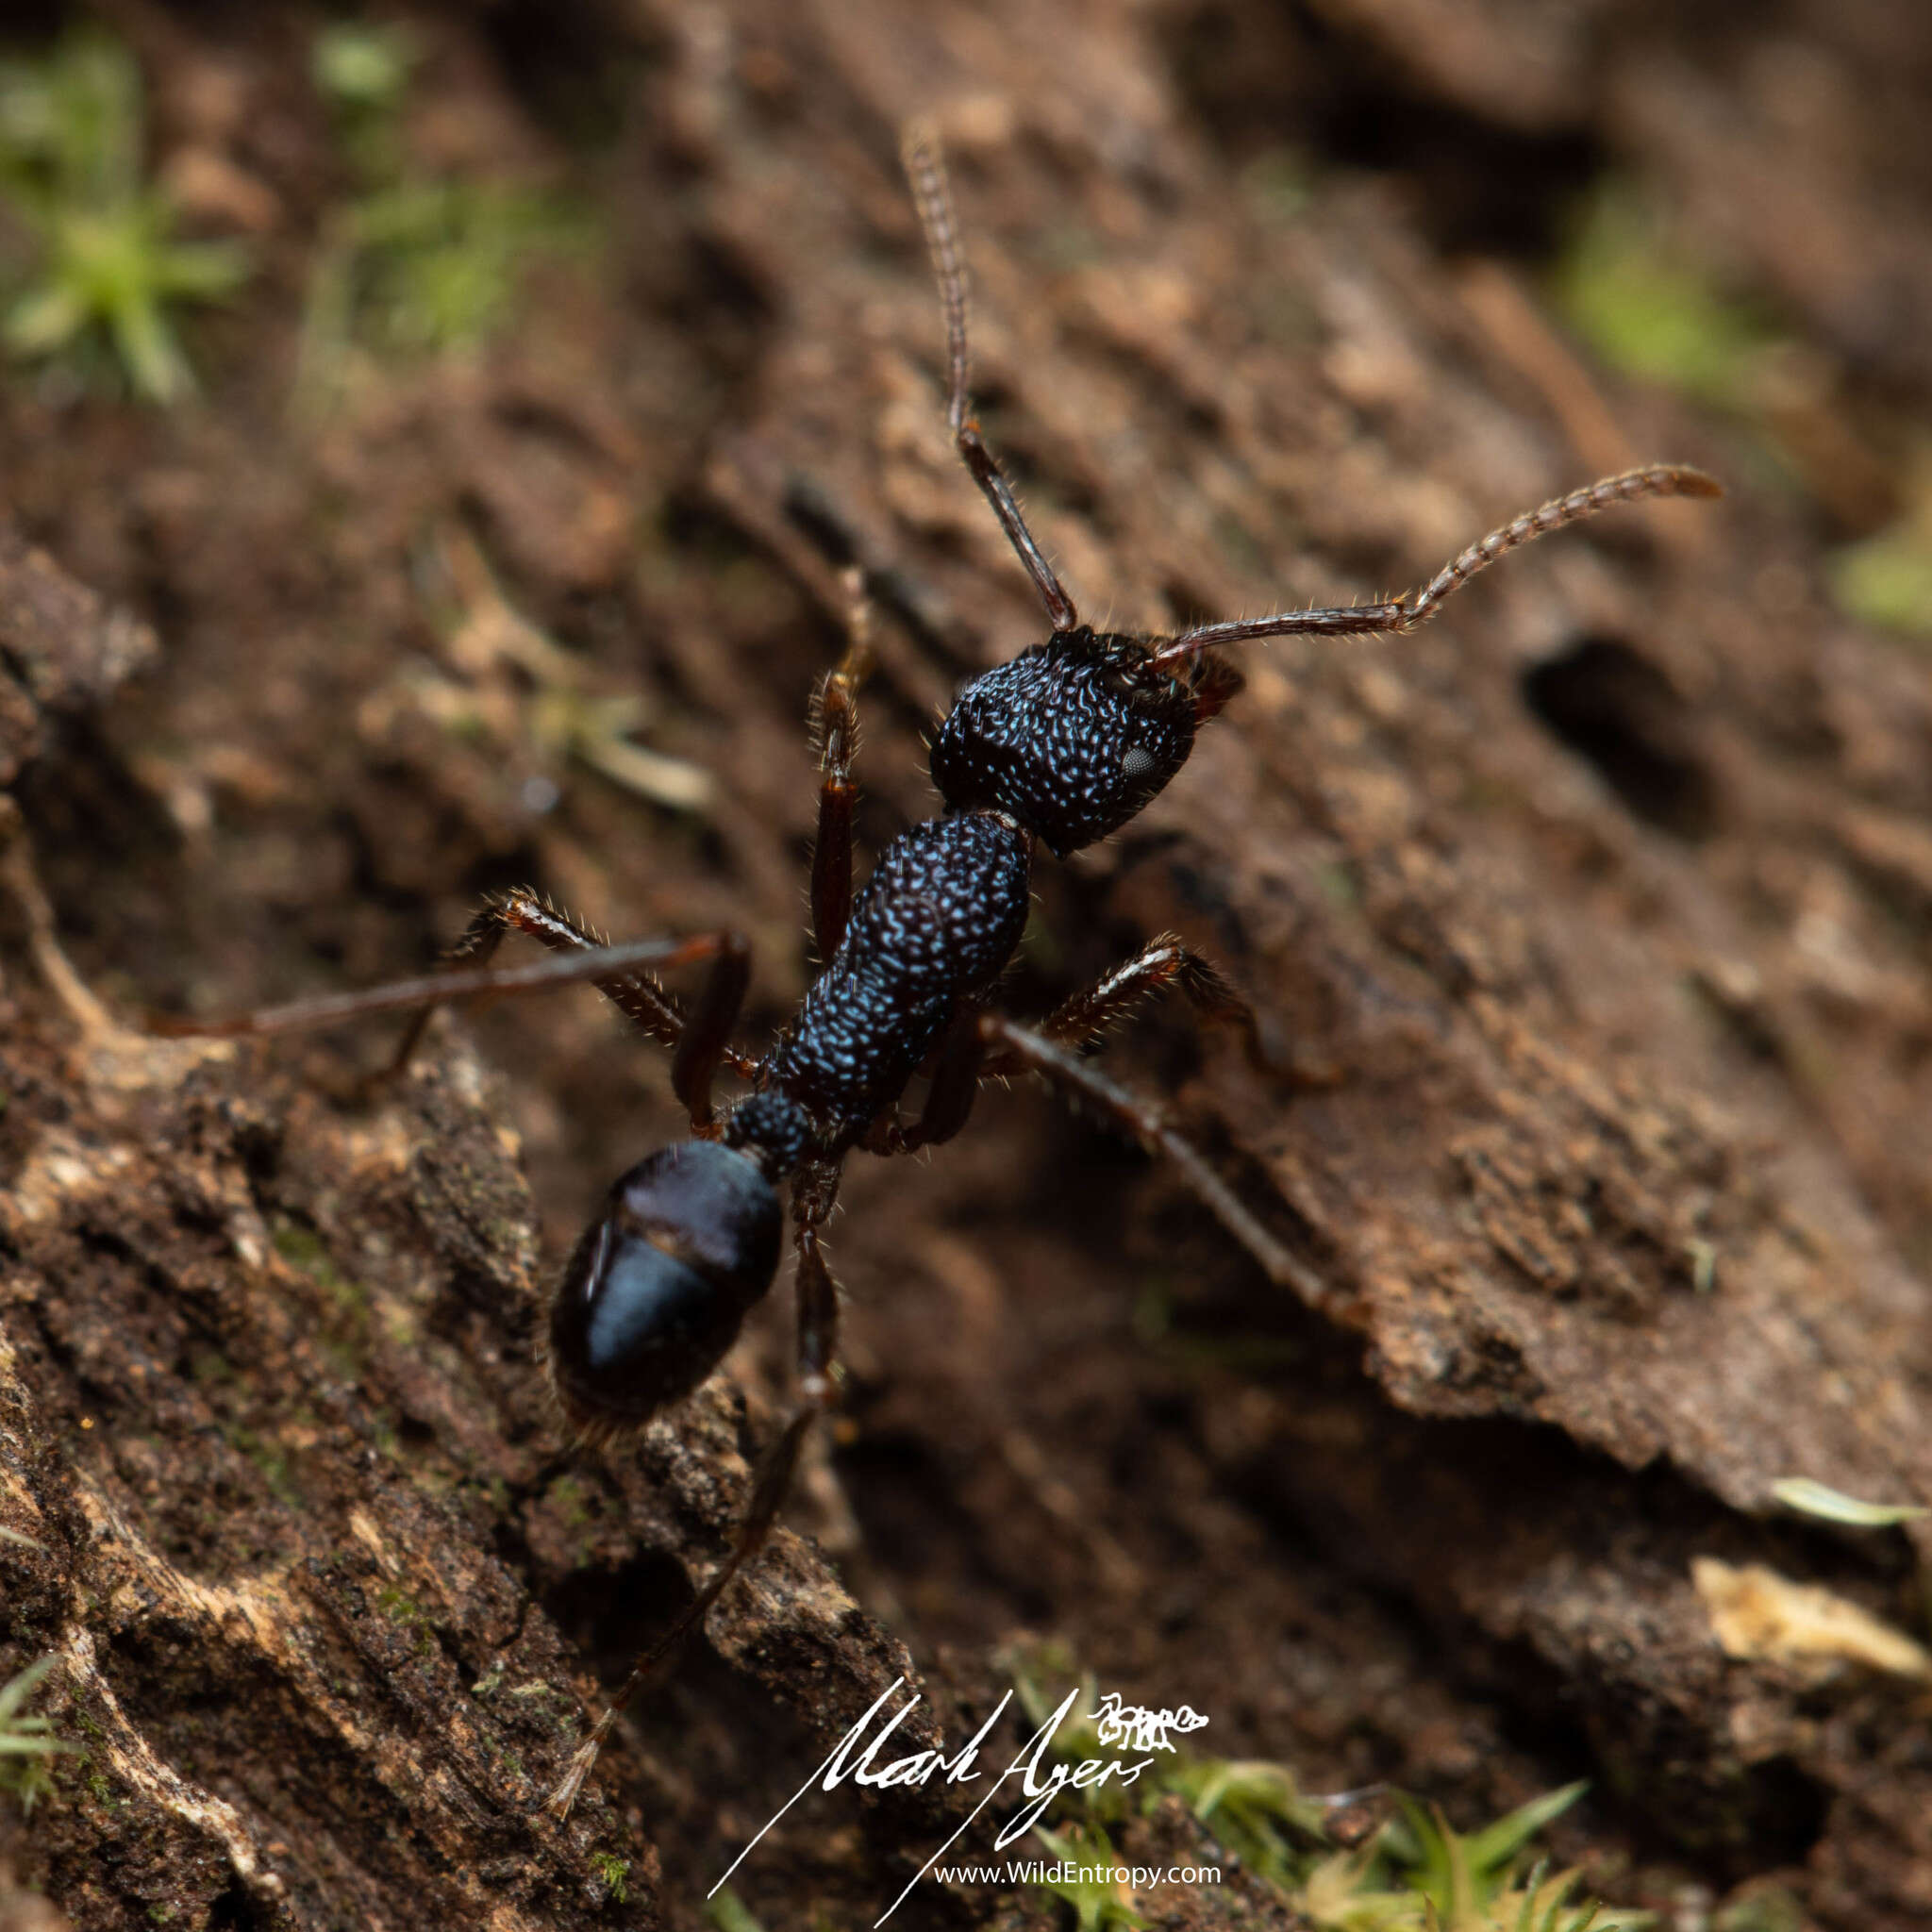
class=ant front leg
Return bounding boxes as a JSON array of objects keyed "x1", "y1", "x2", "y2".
[
  {"x1": 809, "y1": 568, "x2": 876, "y2": 962},
  {"x1": 976, "y1": 1010, "x2": 1330, "y2": 1307},
  {"x1": 547, "y1": 1160, "x2": 846, "y2": 1819}
]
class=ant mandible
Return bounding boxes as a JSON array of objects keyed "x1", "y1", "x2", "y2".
[{"x1": 170, "y1": 127, "x2": 1719, "y2": 1813}]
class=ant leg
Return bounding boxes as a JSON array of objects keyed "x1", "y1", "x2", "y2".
[
  {"x1": 424, "y1": 890, "x2": 750, "y2": 1130},
  {"x1": 976, "y1": 1010, "x2": 1330, "y2": 1306},
  {"x1": 146, "y1": 935, "x2": 740, "y2": 1040},
  {"x1": 809, "y1": 567, "x2": 876, "y2": 961},
  {"x1": 378, "y1": 890, "x2": 757, "y2": 1099},
  {"x1": 902, "y1": 124, "x2": 1080, "y2": 634},
  {"x1": 874, "y1": 949, "x2": 1272, "y2": 1160},
  {"x1": 1187, "y1": 650, "x2": 1245, "y2": 725},
  {"x1": 985, "y1": 934, "x2": 1269, "y2": 1074},
  {"x1": 1145, "y1": 464, "x2": 1722, "y2": 673},
  {"x1": 670, "y1": 929, "x2": 752, "y2": 1131},
  {"x1": 547, "y1": 1163, "x2": 844, "y2": 1819},
  {"x1": 385, "y1": 890, "x2": 679, "y2": 1073},
  {"x1": 157, "y1": 914, "x2": 756, "y2": 1128},
  {"x1": 904, "y1": 1008, "x2": 984, "y2": 1149},
  {"x1": 865, "y1": 1005, "x2": 986, "y2": 1156}
]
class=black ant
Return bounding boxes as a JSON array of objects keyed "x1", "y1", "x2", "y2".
[{"x1": 162, "y1": 126, "x2": 1720, "y2": 1814}]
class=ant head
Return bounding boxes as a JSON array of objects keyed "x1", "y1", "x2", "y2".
[
  {"x1": 548, "y1": 1141, "x2": 783, "y2": 1438},
  {"x1": 930, "y1": 626, "x2": 1197, "y2": 858}
]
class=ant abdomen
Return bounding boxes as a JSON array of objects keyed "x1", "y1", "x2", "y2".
[
  {"x1": 548, "y1": 1141, "x2": 784, "y2": 1436},
  {"x1": 929, "y1": 628, "x2": 1197, "y2": 857}
]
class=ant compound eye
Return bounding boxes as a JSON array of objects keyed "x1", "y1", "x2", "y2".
[{"x1": 548, "y1": 1141, "x2": 782, "y2": 1435}]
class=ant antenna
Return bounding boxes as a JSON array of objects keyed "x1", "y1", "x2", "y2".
[
  {"x1": 1146, "y1": 465, "x2": 1722, "y2": 671},
  {"x1": 902, "y1": 123, "x2": 1081, "y2": 634}
]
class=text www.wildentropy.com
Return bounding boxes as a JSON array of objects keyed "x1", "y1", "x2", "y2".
[{"x1": 933, "y1": 1861, "x2": 1222, "y2": 1889}]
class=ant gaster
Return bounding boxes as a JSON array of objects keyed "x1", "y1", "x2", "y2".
[{"x1": 174, "y1": 128, "x2": 1719, "y2": 1812}]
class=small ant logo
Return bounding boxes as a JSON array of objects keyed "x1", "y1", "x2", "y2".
[{"x1": 1091, "y1": 1691, "x2": 1208, "y2": 1755}]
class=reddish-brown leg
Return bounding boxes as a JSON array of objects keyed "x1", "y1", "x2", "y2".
[
  {"x1": 869, "y1": 941, "x2": 1263, "y2": 1159},
  {"x1": 976, "y1": 1010, "x2": 1329, "y2": 1305},
  {"x1": 146, "y1": 934, "x2": 746, "y2": 1044},
  {"x1": 381, "y1": 889, "x2": 758, "y2": 1117},
  {"x1": 385, "y1": 890, "x2": 673, "y2": 1071},
  {"x1": 669, "y1": 928, "x2": 752, "y2": 1130},
  {"x1": 984, "y1": 933, "x2": 1268, "y2": 1074},
  {"x1": 809, "y1": 568, "x2": 876, "y2": 962},
  {"x1": 865, "y1": 1004, "x2": 987, "y2": 1156}
]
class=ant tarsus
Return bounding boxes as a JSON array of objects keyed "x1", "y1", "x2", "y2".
[{"x1": 160, "y1": 125, "x2": 1720, "y2": 1819}]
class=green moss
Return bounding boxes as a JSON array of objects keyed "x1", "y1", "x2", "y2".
[
  {"x1": 590, "y1": 1852, "x2": 629, "y2": 1904},
  {"x1": 0, "y1": 31, "x2": 249, "y2": 399},
  {"x1": 1830, "y1": 513, "x2": 1932, "y2": 641},
  {"x1": 187, "y1": 1348, "x2": 234, "y2": 1386},
  {"x1": 225, "y1": 1426, "x2": 298, "y2": 1507},
  {"x1": 1008, "y1": 1656, "x2": 1650, "y2": 1932},
  {"x1": 1240, "y1": 148, "x2": 1315, "y2": 225},
  {"x1": 1552, "y1": 183, "x2": 1777, "y2": 410},
  {"x1": 1033, "y1": 1822, "x2": 1146, "y2": 1931},
  {"x1": 0, "y1": 1657, "x2": 70, "y2": 1816},
  {"x1": 296, "y1": 20, "x2": 599, "y2": 401},
  {"x1": 706, "y1": 1888, "x2": 766, "y2": 1932},
  {"x1": 375, "y1": 1587, "x2": 422, "y2": 1621},
  {"x1": 544, "y1": 1474, "x2": 592, "y2": 1530}
]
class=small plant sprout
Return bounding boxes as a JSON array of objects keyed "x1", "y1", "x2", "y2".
[
  {"x1": 409, "y1": 523, "x2": 714, "y2": 814},
  {"x1": 1771, "y1": 1476, "x2": 1928, "y2": 1528},
  {"x1": 1302, "y1": 1785, "x2": 1653, "y2": 1932},
  {"x1": 589, "y1": 1852, "x2": 629, "y2": 1904},
  {"x1": 705, "y1": 1888, "x2": 767, "y2": 1932},
  {"x1": 1031, "y1": 1823, "x2": 1147, "y2": 1932},
  {"x1": 0, "y1": 1655, "x2": 75, "y2": 1815},
  {"x1": 1165, "y1": 1756, "x2": 1334, "y2": 1891},
  {"x1": 311, "y1": 22, "x2": 419, "y2": 149},
  {"x1": 297, "y1": 20, "x2": 592, "y2": 406},
  {"x1": 0, "y1": 31, "x2": 249, "y2": 400},
  {"x1": 1008, "y1": 1653, "x2": 1641, "y2": 1930}
]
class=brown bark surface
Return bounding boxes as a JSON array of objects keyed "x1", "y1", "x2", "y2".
[{"x1": 5, "y1": 2, "x2": 1932, "y2": 1927}]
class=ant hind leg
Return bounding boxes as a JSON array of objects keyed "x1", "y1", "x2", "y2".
[{"x1": 976, "y1": 1010, "x2": 1330, "y2": 1307}]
